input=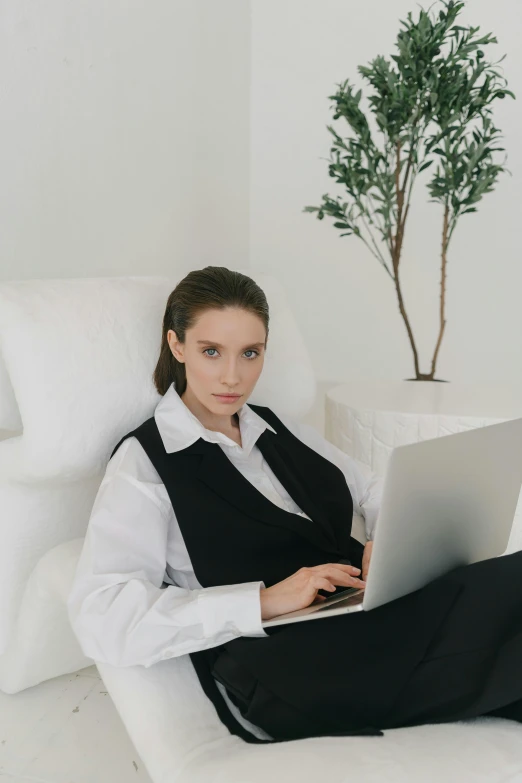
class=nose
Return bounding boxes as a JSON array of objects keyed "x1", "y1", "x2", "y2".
[{"x1": 220, "y1": 358, "x2": 241, "y2": 388}]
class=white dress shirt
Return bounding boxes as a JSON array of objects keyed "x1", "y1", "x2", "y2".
[{"x1": 67, "y1": 383, "x2": 383, "y2": 740}]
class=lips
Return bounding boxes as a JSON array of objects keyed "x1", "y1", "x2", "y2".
[{"x1": 214, "y1": 394, "x2": 241, "y2": 398}]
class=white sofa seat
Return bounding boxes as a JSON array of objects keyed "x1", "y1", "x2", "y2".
[{"x1": 6, "y1": 532, "x2": 522, "y2": 783}]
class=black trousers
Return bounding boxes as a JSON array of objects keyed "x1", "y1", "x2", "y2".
[{"x1": 209, "y1": 550, "x2": 522, "y2": 742}]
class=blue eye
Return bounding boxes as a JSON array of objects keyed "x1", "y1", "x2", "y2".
[{"x1": 202, "y1": 348, "x2": 260, "y2": 359}]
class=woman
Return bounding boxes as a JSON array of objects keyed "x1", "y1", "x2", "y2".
[{"x1": 68, "y1": 266, "x2": 522, "y2": 743}]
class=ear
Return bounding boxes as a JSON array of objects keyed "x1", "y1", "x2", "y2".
[{"x1": 167, "y1": 329, "x2": 185, "y2": 363}]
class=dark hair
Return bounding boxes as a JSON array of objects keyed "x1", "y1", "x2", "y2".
[{"x1": 153, "y1": 266, "x2": 270, "y2": 397}]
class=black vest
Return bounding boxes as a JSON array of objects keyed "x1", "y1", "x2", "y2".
[{"x1": 110, "y1": 403, "x2": 366, "y2": 741}]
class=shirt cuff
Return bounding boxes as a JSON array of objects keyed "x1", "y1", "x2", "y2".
[
  {"x1": 363, "y1": 503, "x2": 380, "y2": 541},
  {"x1": 198, "y1": 580, "x2": 268, "y2": 639}
]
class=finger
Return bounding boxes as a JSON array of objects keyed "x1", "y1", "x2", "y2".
[
  {"x1": 314, "y1": 577, "x2": 337, "y2": 592},
  {"x1": 316, "y1": 563, "x2": 361, "y2": 576},
  {"x1": 321, "y1": 566, "x2": 366, "y2": 588}
]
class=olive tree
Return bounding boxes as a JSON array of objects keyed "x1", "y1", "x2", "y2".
[{"x1": 304, "y1": 0, "x2": 514, "y2": 381}]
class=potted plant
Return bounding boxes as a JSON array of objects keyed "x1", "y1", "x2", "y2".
[{"x1": 304, "y1": 0, "x2": 514, "y2": 383}]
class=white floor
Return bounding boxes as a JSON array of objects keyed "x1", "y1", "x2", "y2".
[{"x1": 0, "y1": 664, "x2": 153, "y2": 783}]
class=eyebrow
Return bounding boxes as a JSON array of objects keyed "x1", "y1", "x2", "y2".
[{"x1": 196, "y1": 340, "x2": 265, "y2": 350}]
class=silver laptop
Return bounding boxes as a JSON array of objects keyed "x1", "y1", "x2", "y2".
[{"x1": 262, "y1": 416, "x2": 522, "y2": 628}]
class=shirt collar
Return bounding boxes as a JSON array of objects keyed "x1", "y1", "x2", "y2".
[{"x1": 154, "y1": 382, "x2": 277, "y2": 457}]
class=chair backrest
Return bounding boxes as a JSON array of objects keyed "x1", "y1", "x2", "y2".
[
  {"x1": 0, "y1": 271, "x2": 316, "y2": 657},
  {"x1": 0, "y1": 272, "x2": 316, "y2": 483}
]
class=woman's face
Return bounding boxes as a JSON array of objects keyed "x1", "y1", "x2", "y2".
[{"x1": 167, "y1": 307, "x2": 267, "y2": 415}]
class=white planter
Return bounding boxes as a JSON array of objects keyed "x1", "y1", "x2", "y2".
[{"x1": 325, "y1": 379, "x2": 522, "y2": 553}]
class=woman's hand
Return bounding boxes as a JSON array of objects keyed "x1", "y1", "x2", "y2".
[
  {"x1": 259, "y1": 563, "x2": 366, "y2": 621},
  {"x1": 361, "y1": 541, "x2": 373, "y2": 582}
]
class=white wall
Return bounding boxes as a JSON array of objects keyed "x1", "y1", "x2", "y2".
[
  {"x1": 250, "y1": 0, "x2": 522, "y2": 388},
  {"x1": 0, "y1": 0, "x2": 251, "y2": 281}
]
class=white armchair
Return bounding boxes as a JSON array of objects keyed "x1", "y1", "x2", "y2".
[{"x1": 0, "y1": 273, "x2": 520, "y2": 783}]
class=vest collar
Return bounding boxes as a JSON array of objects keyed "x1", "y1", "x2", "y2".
[
  {"x1": 150, "y1": 385, "x2": 344, "y2": 556},
  {"x1": 154, "y1": 382, "x2": 277, "y2": 458},
  {"x1": 182, "y1": 430, "x2": 343, "y2": 556}
]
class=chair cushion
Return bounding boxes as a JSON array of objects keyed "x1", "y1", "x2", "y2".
[
  {"x1": 0, "y1": 479, "x2": 101, "y2": 659},
  {"x1": 97, "y1": 656, "x2": 522, "y2": 783}
]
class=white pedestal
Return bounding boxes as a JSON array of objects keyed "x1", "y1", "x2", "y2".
[
  {"x1": 325, "y1": 379, "x2": 522, "y2": 553},
  {"x1": 325, "y1": 379, "x2": 522, "y2": 475}
]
